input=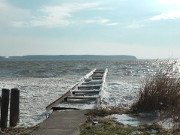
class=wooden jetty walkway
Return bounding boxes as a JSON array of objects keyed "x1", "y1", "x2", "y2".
[
  {"x1": 33, "y1": 68, "x2": 108, "y2": 135},
  {"x1": 46, "y1": 68, "x2": 108, "y2": 111}
]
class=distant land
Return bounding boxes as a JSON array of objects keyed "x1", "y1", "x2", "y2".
[
  {"x1": 0, "y1": 55, "x2": 137, "y2": 60},
  {"x1": 0, "y1": 56, "x2": 6, "y2": 60}
]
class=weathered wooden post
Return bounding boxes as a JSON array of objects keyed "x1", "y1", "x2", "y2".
[
  {"x1": 10, "y1": 88, "x2": 20, "y2": 127},
  {"x1": 1, "y1": 89, "x2": 10, "y2": 129}
]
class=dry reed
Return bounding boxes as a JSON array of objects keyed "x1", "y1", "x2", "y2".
[{"x1": 131, "y1": 61, "x2": 180, "y2": 119}]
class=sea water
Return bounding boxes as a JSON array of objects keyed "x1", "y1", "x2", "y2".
[{"x1": 0, "y1": 59, "x2": 172, "y2": 127}]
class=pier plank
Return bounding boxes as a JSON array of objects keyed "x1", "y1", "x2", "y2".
[
  {"x1": 92, "y1": 77, "x2": 103, "y2": 80},
  {"x1": 66, "y1": 96, "x2": 99, "y2": 100},
  {"x1": 72, "y1": 90, "x2": 100, "y2": 94},
  {"x1": 78, "y1": 85, "x2": 101, "y2": 90}
]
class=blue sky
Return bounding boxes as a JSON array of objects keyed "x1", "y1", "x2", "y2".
[{"x1": 0, "y1": 0, "x2": 180, "y2": 59}]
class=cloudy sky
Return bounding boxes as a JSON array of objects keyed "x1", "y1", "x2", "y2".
[{"x1": 0, "y1": 0, "x2": 180, "y2": 59}]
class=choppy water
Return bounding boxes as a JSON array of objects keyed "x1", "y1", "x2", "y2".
[{"x1": 0, "y1": 59, "x2": 169, "y2": 127}]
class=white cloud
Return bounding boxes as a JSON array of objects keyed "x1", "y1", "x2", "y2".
[
  {"x1": 150, "y1": 10, "x2": 180, "y2": 21},
  {"x1": 106, "y1": 23, "x2": 119, "y2": 26},
  {"x1": 84, "y1": 18, "x2": 119, "y2": 26},
  {"x1": 0, "y1": 1, "x2": 117, "y2": 28},
  {"x1": 159, "y1": 0, "x2": 180, "y2": 5},
  {"x1": 127, "y1": 24, "x2": 144, "y2": 29},
  {"x1": 127, "y1": 21, "x2": 144, "y2": 29},
  {"x1": 12, "y1": 21, "x2": 25, "y2": 28},
  {"x1": 84, "y1": 20, "x2": 97, "y2": 24},
  {"x1": 149, "y1": 0, "x2": 180, "y2": 21},
  {"x1": 13, "y1": 2, "x2": 101, "y2": 28},
  {"x1": 0, "y1": 0, "x2": 30, "y2": 27},
  {"x1": 99, "y1": 19, "x2": 109, "y2": 24},
  {"x1": 84, "y1": 18, "x2": 109, "y2": 24},
  {"x1": 85, "y1": 18, "x2": 109, "y2": 23}
]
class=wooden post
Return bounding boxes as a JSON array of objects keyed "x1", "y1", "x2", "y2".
[
  {"x1": 10, "y1": 88, "x2": 20, "y2": 127},
  {"x1": 1, "y1": 89, "x2": 10, "y2": 129}
]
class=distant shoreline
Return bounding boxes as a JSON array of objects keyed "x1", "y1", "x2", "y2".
[{"x1": 0, "y1": 55, "x2": 137, "y2": 60}]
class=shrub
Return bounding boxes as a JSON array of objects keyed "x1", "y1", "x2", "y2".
[{"x1": 131, "y1": 61, "x2": 180, "y2": 117}]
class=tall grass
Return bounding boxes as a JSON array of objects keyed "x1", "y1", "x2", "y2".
[{"x1": 131, "y1": 61, "x2": 180, "y2": 118}]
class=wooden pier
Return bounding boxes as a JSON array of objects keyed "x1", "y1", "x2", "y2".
[
  {"x1": 46, "y1": 68, "x2": 108, "y2": 111},
  {"x1": 33, "y1": 68, "x2": 108, "y2": 135}
]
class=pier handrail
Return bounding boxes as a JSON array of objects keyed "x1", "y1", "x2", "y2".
[
  {"x1": 46, "y1": 83, "x2": 78, "y2": 110},
  {"x1": 96, "y1": 68, "x2": 108, "y2": 108}
]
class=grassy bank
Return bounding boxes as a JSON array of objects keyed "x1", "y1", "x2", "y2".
[
  {"x1": 79, "y1": 111, "x2": 172, "y2": 135},
  {"x1": 80, "y1": 106, "x2": 180, "y2": 134},
  {"x1": 0, "y1": 125, "x2": 39, "y2": 135}
]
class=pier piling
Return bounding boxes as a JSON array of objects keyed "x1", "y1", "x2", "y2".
[
  {"x1": 1, "y1": 89, "x2": 10, "y2": 129},
  {"x1": 10, "y1": 88, "x2": 20, "y2": 127}
]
